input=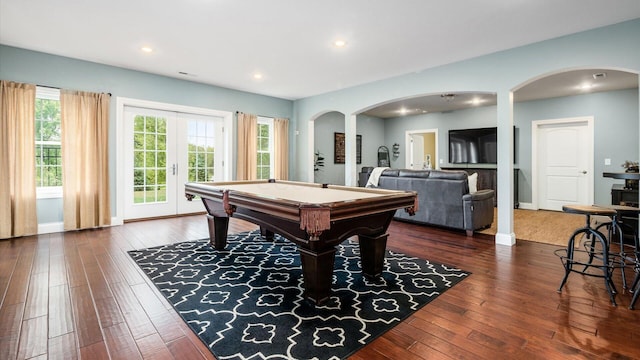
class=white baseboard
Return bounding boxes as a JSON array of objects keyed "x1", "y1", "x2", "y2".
[
  {"x1": 37, "y1": 216, "x2": 120, "y2": 235},
  {"x1": 517, "y1": 202, "x2": 535, "y2": 210},
  {"x1": 37, "y1": 222, "x2": 64, "y2": 235},
  {"x1": 495, "y1": 232, "x2": 516, "y2": 246}
]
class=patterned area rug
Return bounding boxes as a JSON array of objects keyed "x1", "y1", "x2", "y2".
[{"x1": 129, "y1": 230, "x2": 469, "y2": 360}]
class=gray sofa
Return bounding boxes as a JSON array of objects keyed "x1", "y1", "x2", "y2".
[{"x1": 360, "y1": 167, "x2": 495, "y2": 236}]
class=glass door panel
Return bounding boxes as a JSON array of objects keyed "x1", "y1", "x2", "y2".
[
  {"x1": 177, "y1": 113, "x2": 224, "y2": 214},
  {"x1": 124, "y1": 107, "x2": 177, "y2": 219}
]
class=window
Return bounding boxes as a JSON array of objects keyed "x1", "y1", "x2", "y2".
[
  {"x1": 35, "y1": 87, "x2": 62, "y2": 198},
  {"x1": 256, "y1": 117, "x2": 274, "y2": 179}
]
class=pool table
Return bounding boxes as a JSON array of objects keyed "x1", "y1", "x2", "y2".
[{"x1": 185, "y1": 179, "x2": 417, "y2": 305}]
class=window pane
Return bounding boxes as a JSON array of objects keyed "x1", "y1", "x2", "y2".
[
  {"x1": 133, "y1": 186, "x2": 145, "y2": 203},
  {"x1": 145, "y1": 134, "x2": 156, "y2": 150},
  {"x1": 133, "y1": 170, "x2": 144, "y2": 186},
  {"x1": 157, "y1": 170, "x2": 166, "y2": 185},
  {"x1": 157, "y1": 151, "x2": 166, "y2": 167},
  {"x1": 157, "y1": 118, "x2": 167, "y2": 134},
  {"x1": 145, "y1": 116, "x2": 156, "y2": 132},
  {"x1": 134, "y1": 151, "x2": 144, "y2": 167},
  {"x1": 134, "y1": 116, "x2": 145, "y2": 132},
  {"x1": 145, "y1": 187, "x2": 157, "y2": 202},
  {"x1": 157, "y1": 135, "x2": 166, "y2": 151},
  {"x1": 134, "y1": 134, "x2": 145, "y2": 149},
  {"x1": 157, "y1": 186, "x2": 167, "y2": 202},
  {"x1": 145, "y1": 169, "x2": 157, "y2": 186},
  {"x1": 35, "y1": 95, "x2": 62, "y2": 190},
  {"x1": 145, "y1": 152, "x2": 156, "y2": 167}
]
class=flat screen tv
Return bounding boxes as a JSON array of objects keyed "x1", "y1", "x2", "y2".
[{"x1": 448, "y1": 127, "x2": 515, "y2": 164}]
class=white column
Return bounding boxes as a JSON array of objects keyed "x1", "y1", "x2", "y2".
[
  {"x1": 495, "y1": 90, "x2": 516, "y2": 246},
  {"x1": 345, "y1": 113, "x2": 358, "y2": 186}
]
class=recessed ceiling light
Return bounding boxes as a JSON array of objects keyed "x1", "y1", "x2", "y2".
[
  {"x1": 334, "y1": 39, "x2": 347, "y2": 47},
  {"x1": 253, "y1": 73, "x2": 263, "y2": 80},
  {"x1": 441, "y1": 93, "x2": 456, "y2": 102},
  {"x1": 141, "y1": 46, "x2": 153, "y2": 53},
  {"x1": 470, "y1": 98, "x2": 482, "y2": 105}
]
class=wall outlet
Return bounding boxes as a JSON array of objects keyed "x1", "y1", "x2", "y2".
[
  {"x1": 439, "y1": 159, "x2": 443, "y2": 164},
  {"x1": 604, "y1": 158, "x2": 611, "y2": 165}
]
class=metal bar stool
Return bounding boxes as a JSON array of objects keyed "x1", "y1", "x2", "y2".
[
  {"x1": 555, "y1": 205, "x2": 619, "y2": 306},
  {"x1": 593, "y1": 205, "x2": 640, "y2": 292},
  {"x1": 629, "y1": 241, "x2": 640, "y2": 309}
]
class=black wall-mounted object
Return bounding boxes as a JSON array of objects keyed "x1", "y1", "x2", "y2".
[
  {"x1": 377, "y1": 146, "x2": 390, "y2": 167},
  {"x1": 448, "y1": 126, "x2": 516, "y2": 164}
]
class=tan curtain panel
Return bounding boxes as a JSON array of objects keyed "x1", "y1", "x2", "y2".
[
  {"x1": 273, "y1": 117, "x2": 289, "y2": 180},
  {"x1": 0, "y1": 81, "x2": 38, "y2": 238},
  {"x1": 236, "y1": 112, "x2": 257, "y2": 180},
  {"x1": 61, "y1": 90, "x2": 111, "y2": 230}
]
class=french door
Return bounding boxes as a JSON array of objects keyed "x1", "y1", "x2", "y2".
[{"x1": 123, "y1": 106, "x2": 225, "y2": 220}]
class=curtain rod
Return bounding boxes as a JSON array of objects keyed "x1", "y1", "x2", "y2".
[
  {"x1": 37, "y1": 84, "x2": 111, "y2": 97},
  {"x1": 235, "y1": 110, "x2": 278, "y2": 119}
]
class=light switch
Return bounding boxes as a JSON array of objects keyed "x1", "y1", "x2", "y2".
[
  {"x1": 604, "y1": 158, "x2": 611, "y2": 165},
  {"x1": 439, "y1": 159, "x2": 443, "y2": 164}
]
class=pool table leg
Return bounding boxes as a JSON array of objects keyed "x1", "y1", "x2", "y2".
[
  {"x1": 260, "y1": 227, "x2": 274, "y2": 241},
  {"x1": 358, "y1": 233, "x2": 388, "y2": 279},
  {"x1": 206, "y1": 214, "x2": 229, "y2": 250},
  {"x1": 298, "y1": 247, "x2": 336, "y2": 305}
]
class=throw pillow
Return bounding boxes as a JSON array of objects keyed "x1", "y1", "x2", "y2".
[{"x1": 468, "y1": 172, "x2": 478, "y2": 193}]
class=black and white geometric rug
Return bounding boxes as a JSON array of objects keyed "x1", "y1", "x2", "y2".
[{"x1": 128, "y1": 230, "x2": 469, "y2": 360}]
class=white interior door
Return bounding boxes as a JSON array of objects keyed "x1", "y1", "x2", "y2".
[
  {"x1": 410, "y1": 135, "x2": 425, "y2": 169},
  {"x1": 536, "y1": 118, "x2": 593, "y2": 211},
  {"x1": 405, "y1": 129, "x2": 438, "y2": 170},
  {"x1": 124, "y1": 106, "x2": 224, "y2": 220}
]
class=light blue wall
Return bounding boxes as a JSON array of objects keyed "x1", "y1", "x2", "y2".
[
  {"x1": 0, "y1": 45, "x2": 294, "y2": 225},
  {"x1": 380, "y1": 88, "x2": 639, "y2": 206},
  {"x1": 314, "y1": 111, "x2": 345, "y2": 185},
  {"x1": 382, "y1": 105, "x2": 498, "y2": 169},
  {"x1": 356, "y1": 114, "x2": 385, "y2": 174},
  {"x1": 314, "y1": 112, "x2": 385, "y2": 185},
  {"x1": 294, "y1": 19, "x2": 640, "y2": 184},
  {"x1": 294, "y1": 19, "x2": 640, "y2": 242},
  {"x1": 515, "y1": 88, "x2": 639, "y2": 205}
]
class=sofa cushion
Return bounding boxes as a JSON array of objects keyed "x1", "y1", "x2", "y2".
[
  {"x1": 468, "y1": 172, "x2": 478, "y2": 193},
  {"x1": 428, "y1": 170, "x2": 467, "y2": 180},
  {"x1": 381, "y1": 169, "x2": 400, "y2": 177},
  {"x1": 398, "y1": 169, "x2": 430, "y2": 178}
]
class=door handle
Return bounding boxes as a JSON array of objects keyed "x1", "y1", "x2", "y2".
[
  {"x1": 172, "y1": 164, "x2": 177, "y2": 175},
  {"x1": 581, "y1": 170, "x2": 587, "y2": 174}
]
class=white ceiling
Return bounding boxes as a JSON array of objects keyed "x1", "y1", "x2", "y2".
[{"x1": 1, "y1": 0, "x2": 639, "y2": 101}]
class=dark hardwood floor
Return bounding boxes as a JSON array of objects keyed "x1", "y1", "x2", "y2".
[{"x1": 1, "y1": 215, "x2": 639, "y2": 359}]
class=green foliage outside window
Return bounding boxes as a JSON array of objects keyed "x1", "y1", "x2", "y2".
[
  {"x1": 35, "y1": 98, "x2": 62, "y2": 187},
  {"x1": 132, "y1": 116, "x2": 169, "y2": 203},
  {"x1": 257, "y1": 123, "x2": 271, "y2": 179}
]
